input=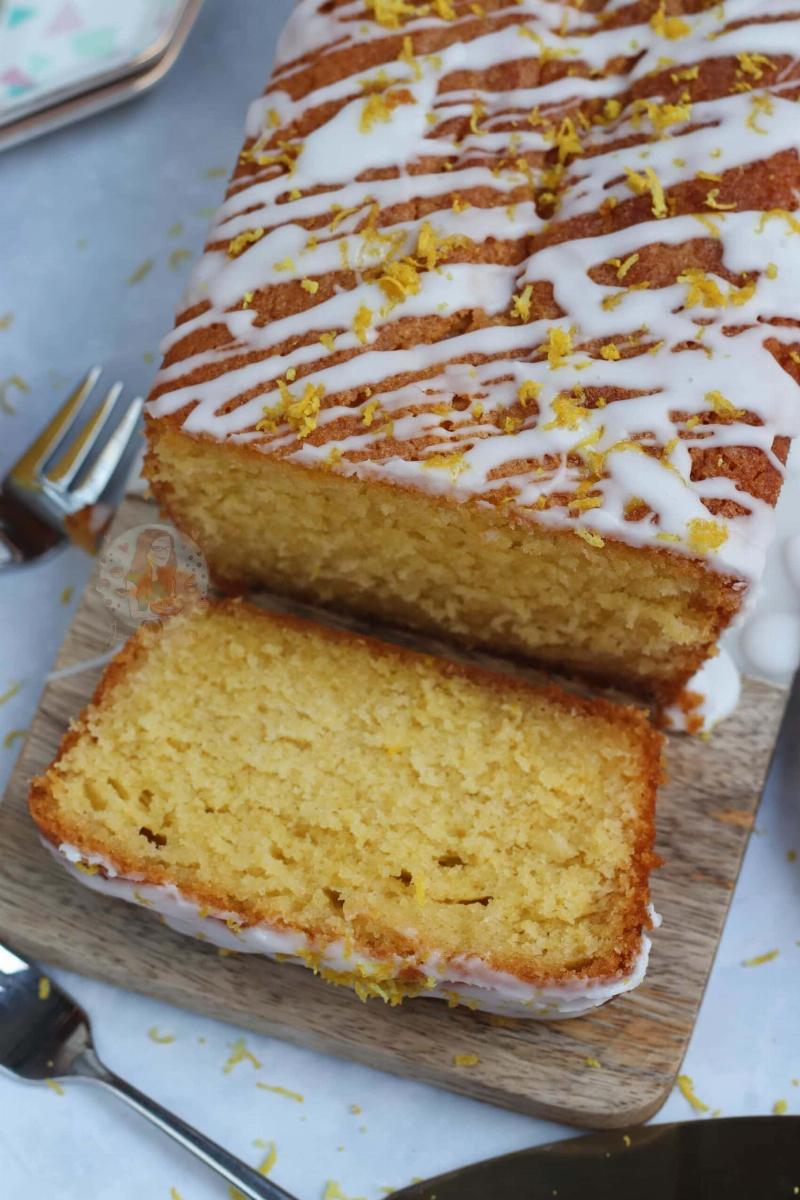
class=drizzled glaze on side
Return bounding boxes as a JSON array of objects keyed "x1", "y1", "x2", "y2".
[{"x1": 147, "y1": 0, "x2": 800, "y2": 583}]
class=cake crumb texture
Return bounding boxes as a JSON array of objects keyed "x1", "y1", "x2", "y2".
[{"x1": 30, "y1": 602, "x2": 660, "y2": 987}]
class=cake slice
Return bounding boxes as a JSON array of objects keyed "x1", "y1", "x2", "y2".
[
  {"x1": 144, "y1": 0, "x2": 800, "y2": 710},
  {"x1": 30, "y1": 601, "x2": 662, "y2": 1018}
]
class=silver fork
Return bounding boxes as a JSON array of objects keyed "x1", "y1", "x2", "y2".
[
  {"x1": 0, "y1": 943, "x2": 296, "y2": 1200},
  {"x1": 0, "y1": 367, "x2": 143, "y2": 568}
]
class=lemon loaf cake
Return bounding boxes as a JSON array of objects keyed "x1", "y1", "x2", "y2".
[
  {"x1": 144, "y1": 0, "x2": 800, "y2": 707},
  {"x1": 30, "y1": 601, "x2": 661, "y2": 1018}
]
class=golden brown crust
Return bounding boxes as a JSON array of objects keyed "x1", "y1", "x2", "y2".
[{"x1": 30, "y1": 599, "x2": 661, "y2": 987}]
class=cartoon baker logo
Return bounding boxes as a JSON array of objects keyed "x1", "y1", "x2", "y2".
[{"x1": 97, "y1": 524, "x2": 208, "y2": 627}]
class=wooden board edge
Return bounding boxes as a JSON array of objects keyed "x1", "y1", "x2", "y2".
[{"x1": 0, "y1": 911, "x2": 676, "y2": 1130}]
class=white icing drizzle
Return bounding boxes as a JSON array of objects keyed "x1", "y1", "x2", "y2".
[
  {"x1": 53, "y1": 841, "x2": 656, "y2": 1020},
  {"x1": 147, "y1": 0, "x2": 800, "y2": 584},
  {"x1": 664, "y1": 642, "x2": 741, "y2": 732}
]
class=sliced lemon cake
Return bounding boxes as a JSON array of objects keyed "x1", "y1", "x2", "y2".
[
  {"x1": 144, "y1": 0, "x2": 800, "y2": 708},
  {"x1": 30, "y1": 601, "x2": 661, "y2": 1018}
]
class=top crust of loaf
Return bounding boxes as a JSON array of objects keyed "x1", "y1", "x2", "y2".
[{"x1": 145, "y1": 0, "x2": 800, "y2": 586}]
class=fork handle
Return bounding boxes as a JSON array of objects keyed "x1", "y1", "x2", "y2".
[{"x1": 72, "y1": 1047, "x2": 297, "y2": 1200}]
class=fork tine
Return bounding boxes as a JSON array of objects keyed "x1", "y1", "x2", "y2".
[
  {"x1": 43, "y1": 381, "x2": 124, "y2": 490},
  {"x1": 9, "y1": 367, "x2": 102, "y2": 487},
  {"x1": 67, "y1": 395, "x2": 144, "y2": 510}
]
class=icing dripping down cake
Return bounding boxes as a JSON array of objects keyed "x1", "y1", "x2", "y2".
[
  {"x1": 29, "y1": 601, "x2": 661, "y2": 1018},
  {"x1": 144, "y1": 0, "x2": 800, "y2": 704}
]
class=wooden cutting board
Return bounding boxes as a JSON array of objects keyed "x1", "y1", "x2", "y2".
[{"x1": 0, "y1": 496, "x2": 785, "y2": 1129}]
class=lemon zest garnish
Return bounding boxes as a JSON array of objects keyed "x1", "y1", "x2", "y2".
[
  {"x1": 227, "y1": 228, "x2": 265, "y2": 258},
  {"x1": 423, "y1": 452, "x2": 468, "y2": 480},
  {"x1": 569, "y1": 495, "x2": 603, "y2": 512},
  {"x1": 746, "y1": 92, "x2": 773, "y2": 133},
  {"x1": 510, "y1": 284, "x2": 533, "y2": 321},
  {"x1": 601, "y1": 343, "x2": 621, "y2": 360},
  {"x1": 542, "y1": 116, "x2": 584, "y2": 164},
  {"x1": 320, "y1": 332, "x2": 336, "y2": 351},
  {"x1": 273, "y1": 256, "x2": 295, "y2": 272},
  {"x1": 223, "y1": 1038, "x2": 262, "y2": 1074},
  {"x1": 756, "y1": 209, "x2": 800, "y2": 235},
  {"x1": 365, "y1": 0, "x2": 424, "y2": 29},
  {"x1": 692, "y1": 213, "x2": 722, "y2": 237},
  {"x1": 256, "y1": 1082, "x2": 304, "y2": 1102},
  {"x1": 677, "y1": 1075, "x2": 710, "y2": 1114},
  {"x1": 362, "y1": 398, "x2": 380, "y2": 426},
  {"x1": 631, "y1": 96, "x2": 692, "y2": 134},
  {"x1": 453, "y1": 1053, "x2": 479, "y2": 1067},
  {"x1": 773, "y1": 1099, "x2": 789, "y2": 1115},
  {"x1": 0, "y1": 680, "x2": 21, "y2": 706},
  {"x1": 330, "y1": 204, "x2": 361, "y2": 232},
  {"x1": 601, "y1": 291, "x2": 625, "y2": 311},
  {"x1": 737, "y1": 52, "x2": 776, "y2": 80},
  {"x1": 38, "y1": 977, "x2": 51, "y2": 1000},
  {"x1": 469, "y1": 100, "x2": 486, "y2": 135},
  {"x1": 546, "y1": 326, "x2": 573, "y2": 369},
  {"x1": 379, "y1": 259, "x2": 421, "y2": 303},
  {"x1": 742, "y1": 948, "x2": 779, "y2": 966},
  {"x1": 706, "y1": 389, "x2": 745, "y2": 419},
  {"x1": 544, "y1": 389, "x2": 588, "y2": 430},
  {"x1": 286, "y1": 383, "x2": 324, "y2": 439},
  {"x1": 518, "y1": 380, "x2": 542, "y2": 405},
  {"x1": 517, "y1": 26, "x2": 577, "y2": 62},
  {"x1": 601, "y1": 98, "x2": 622, "y2": 122},
  {"x1": 257, "y1": 1142, "x2": 278, "y2": 1177},
  {"x1": 148, "y1": 1027, "x2": 175, "y2": 1044},
  {"x1": 704, "y1": 188, "x2": 736, "y2": 211},
  {"x1": 678, "y1": 268, "x2": 753, "y2": 309},
  {"x1": 300, "y1": 278, "x2": 319, "y2": 294},
  {"x1": 650, "y1": 1, "x2": 691, "y2": 39},
  {"x1": 323, "y1": 1182, "x2": 366, "y2": 1200},
  {"x1": 766, "y1": 262, "x2": 778, "y2": 279},
  {"x1": 686, "y1": 517, "x2": 728, "y2": 553},
  {"x1": 398, "y1": 35, "x2": 422, "y2": 80},
  {"x1": 360, "y1": 88, "x2": 416, "y2": 134},
  {"x1": 44, "y1": 1079, "x2": 64, "y2": 1096},
  {"x1": 354, "y1": 305, "x2": 374, "y2": 344},
  {"x1": 614, "y1": 252, "x2": 639, "y2": 280},
  {"x1": 415, "y1": 222, "x2": 469, "y2": 270},
  {"x1": 624, "y1": 166, "x2": 667, "y2": 217},
  {"x1": 575, "y1": 528, "x2": 605, "y2": 548}
]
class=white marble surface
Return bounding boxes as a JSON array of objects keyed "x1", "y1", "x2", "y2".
[{"x1": 0, "y1": 3, "x2": 798, "y2": 1197}]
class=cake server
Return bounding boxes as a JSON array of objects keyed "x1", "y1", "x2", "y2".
[
  {"x1": 0, "y1": 942, "x2": 292, "y2": 1200},
  {"x1": 3, "y1": 940, "x2": 798, "y2": 1200},
  {"x1": 388, "y1": 1116, "x2": 800, "y2": 1198}
]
